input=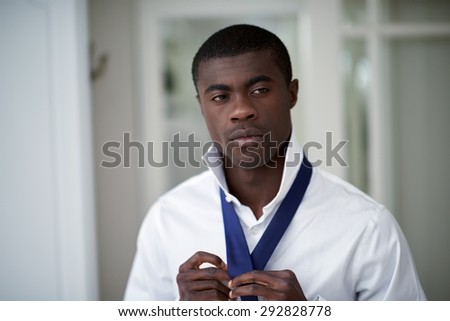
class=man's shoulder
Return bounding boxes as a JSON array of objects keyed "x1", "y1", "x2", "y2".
[
  {"x1": 307, "y1": 167, "x2": 401, "y2": 242},
  {"x1": 166, "y1": 170, "x2": 215, "y2": 195},
  {"x1": 154, "y1": 170, "x2": 218, "y2": 208},
  {"x1": 141, "y1": 170, "x2": 218, "y2": 227},
  {"x1": 310, "y1": 167, "x2": 386, "y2": 216}
]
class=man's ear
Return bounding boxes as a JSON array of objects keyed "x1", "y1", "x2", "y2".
[{"x1": 289, "y1": 79, "x2": 299, "y2": 109}]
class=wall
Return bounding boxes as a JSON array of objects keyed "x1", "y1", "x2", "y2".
[
  {"x1": 390, "y1": 38, "x2": 450, "y2": 300},
  {"x1": 0, "y1": 0, "x2": 98, "y2": 300},
  {"x1": 88, "y1": 0, "x2": 140, "y2": 300}
]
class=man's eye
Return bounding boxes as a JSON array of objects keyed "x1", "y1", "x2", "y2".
[
  {"x1": 212, "y1": 95, "x2": 227, "y2": 101},
  {"x1": 253, "y1": 88, "x2": 269, "y2": 94}
]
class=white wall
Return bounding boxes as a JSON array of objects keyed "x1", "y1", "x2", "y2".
[
  {"x1": 88, "y1": 0, "x2": 140, "y2": 300},
  {"x1": 390, "y1": 39, "x2": 450, "y2": 300},
  {"x1": 0, "y1": 0, "x2": 98, "y2": 300}
]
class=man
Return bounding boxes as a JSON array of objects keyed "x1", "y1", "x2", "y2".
[{"x1": 125, "y1": 24, "x2": 426, "y2": 300}]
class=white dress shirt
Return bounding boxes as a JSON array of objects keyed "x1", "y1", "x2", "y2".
[{"x1": 124, "y1": 134, "x2": 426, "y2": 301}]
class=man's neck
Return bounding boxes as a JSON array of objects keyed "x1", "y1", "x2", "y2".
[{"x1": 224, "y1": 157, "x2": 285, "y2": 220}]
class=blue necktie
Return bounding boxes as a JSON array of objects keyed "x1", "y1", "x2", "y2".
[{"x1": 220, "y1": 156, "x2": 312, "y2": 300}]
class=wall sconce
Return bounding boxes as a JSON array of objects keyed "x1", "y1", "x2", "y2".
[{"x1": 90, "y1": 43, "x2": 109, "y2": 82}]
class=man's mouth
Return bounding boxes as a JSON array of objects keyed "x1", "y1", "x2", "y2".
[{"x1": 229, "y1": 128, "x2": 265, "y2": 147}]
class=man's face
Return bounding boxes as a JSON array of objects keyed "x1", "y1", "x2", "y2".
[{"x1": 196, "y1": 50, "x2": 298, "y2": 168}]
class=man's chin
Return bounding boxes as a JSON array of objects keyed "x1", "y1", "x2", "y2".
[
  {"x1": 236, "y1": 160, "x2": 264, "y2": 169},
  {"x1": 225, "y1": 153, "x2": 276, "y2": 169}
]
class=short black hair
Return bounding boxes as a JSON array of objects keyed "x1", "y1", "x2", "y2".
[{"x1": 191, "y1": 24, "x2": 293, "y2": 90}]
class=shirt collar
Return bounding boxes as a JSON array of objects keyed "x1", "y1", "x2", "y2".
[{"x1": 202, "y1": 130, "x2": 304, "y2": 214}]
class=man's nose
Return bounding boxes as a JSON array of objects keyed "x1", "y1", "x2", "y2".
[{"x1": 229, "y1": 95, "x2": 257, "y2": 122}]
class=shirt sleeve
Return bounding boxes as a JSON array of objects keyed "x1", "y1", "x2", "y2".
[
  {"x1": 124, "y1": 202, "x2": 177, "y2": 300},
  {"x1": 353, "y1": 207, "x2": 426, "y2": 300}
]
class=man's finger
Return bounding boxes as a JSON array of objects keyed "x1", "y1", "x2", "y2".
[
  {"x1": 181, "y1": 288, "x2": 230, "y2": 301},
  {"x1": 229, "y1": 283, "x2": 273, "y2": 300},
  {"x1": 177, "y1": 267, "x2": 231, "y2": 283},
  {"x1": 179, "y1": 251, "x2": 227, "y2": 272},
  {"x1": 182, "y1": 279, "x2": 230, "y2": 294},
  {"x1": 229, "y1": 270, "x2": 280, "y2": 288},
  {"x1": 229, "y1": 269, "x2": 306, "y2": 301}
]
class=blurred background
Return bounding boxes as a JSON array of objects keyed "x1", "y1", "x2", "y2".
[{"x1": 1, "y1": 0, "x2": 449, "y2": 300}]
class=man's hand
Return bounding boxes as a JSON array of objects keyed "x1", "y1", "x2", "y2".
[
  {"x1": 177, "y1": 251, "x2": 231, "y2": 301},
  {"x1": 228, "y1": 269, "x2": 307, "y2": 301}
]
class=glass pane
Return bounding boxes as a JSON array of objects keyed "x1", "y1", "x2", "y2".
[
  {"x1": 381, "y1": 0, "x2": 450, "y2": 23},
  {"x1": 342, "y1": 39, "x2": 369, "y2": 193},
  {"x1": 342, "y1": 0, "x2": 368, "y2": 25},
  {"x1": 161, "y1": 17, "x2": 299, "y2": 189},
  {"x1": 387, "y1": 38, "x2": 450, "y2": 300}
]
